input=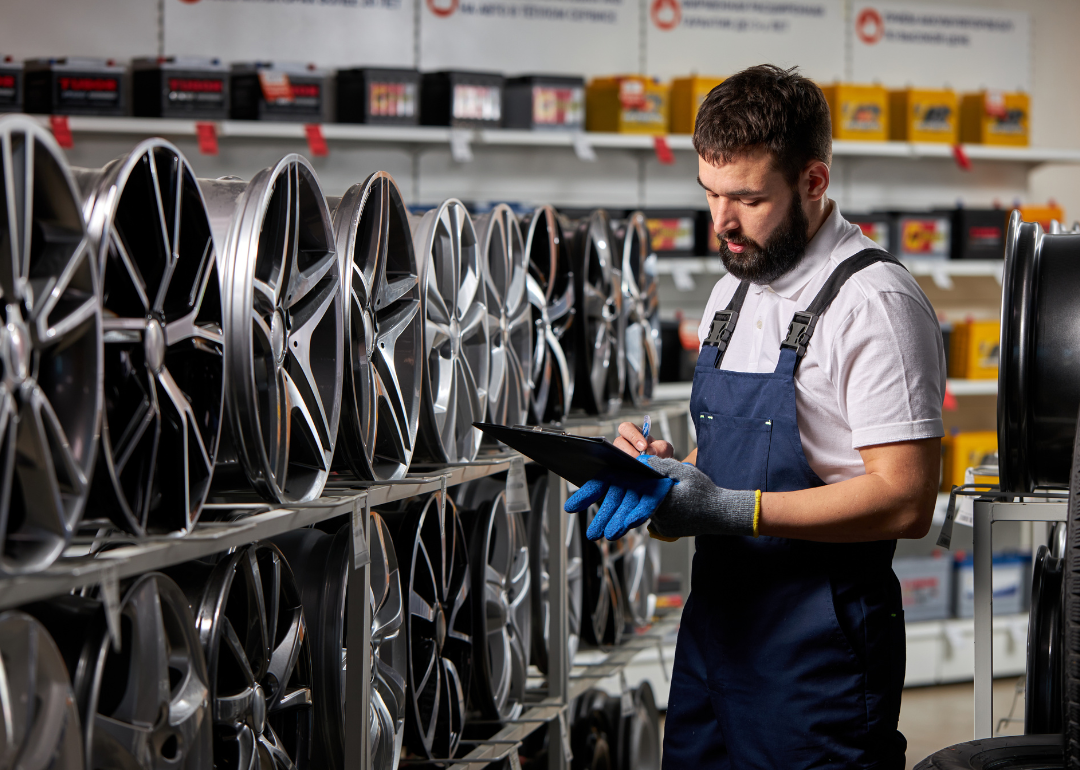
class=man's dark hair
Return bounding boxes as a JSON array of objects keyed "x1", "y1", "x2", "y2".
[{"x1": 693, "y1": 64, "x2": 832, "y2": 185}]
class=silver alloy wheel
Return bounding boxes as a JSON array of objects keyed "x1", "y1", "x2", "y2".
[
  {"x1": 330, "y1": 172, "x2": 422, "y2": 482},
  {"x1": 613, "y1": 213, "x2": 660, "y2": 408},
  {"x1": 410, "y1": 201, "x2": 489, "y2": 463},
  {"x1": 474, "y1": 205, "x2": 533, "y2": 427},
  {"x1": 201, "y1": 157, "x2": 344, "y2": 503},
  {"x1": 369, "y1": 512, "x2": 408, "y2": 770},
  {"x1": 580, "y1": 504, "x2": 624, "y2": 647},
  {"x1": 76, "y1": 140, "x2": 224, "y2": 535},
  {"x1": 171, "y1": 543, "x2": 313, "y2": 770},
  {"x1": 0, "y1": 115, "x2": 102, "y2": 575},
  {"x1": 527, "y1": 472, "x2": 582, "y2": 674},
  {"x1": 567, "y1": 211, "x2": 624, "y2": 416},
  {"x1": 611, "y1": 526, "x2": 658, "y2": 630},
  {"x1": 29, "y1": 573, "x2": 213, "y2": 770},
  {"x1": 0, "y1": 611, "x2": 85, "y2": 770},
  {"x1": 521, "y1": 206, "x2": 574, "y2": 424},
  {"x1": 467, "y1": 489, "x2": 530, "y2": 722}
]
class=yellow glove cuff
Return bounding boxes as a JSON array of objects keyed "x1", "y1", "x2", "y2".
[{"x1": 752, "y1": 490, "x2": 762, "y2": 538}]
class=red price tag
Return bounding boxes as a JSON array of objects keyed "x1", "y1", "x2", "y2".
[
  {"x1": 49, "y1": 115, "x2": 73, "y2": 149},
  {"x1": 305, "y1": 124, "x2": 328, "y2": 157},
  {"x1": 951, "y1": 144, "x2": 971, "y2": 171},
  {"x1": 196, "y1": 122, "x2": 219, "y2": 156},
  {"x1": 653, "y1": 135, "x2": 675, "y2": 165}
]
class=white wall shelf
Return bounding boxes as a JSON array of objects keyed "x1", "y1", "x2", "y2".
[{"x1": 948, "y1": 379, "x2": 999, "y2": 397}]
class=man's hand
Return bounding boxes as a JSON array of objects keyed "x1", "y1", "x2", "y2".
[
  {"x1": 613, "y1": 421, "x2": 674, "y2": 459},
  {"x1": 564, "y1": 456, "x2": 676, "y2": 540}
]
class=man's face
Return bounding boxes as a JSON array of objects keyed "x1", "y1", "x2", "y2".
[{"x1": 698, "y1": 148, "x2": 809, "y2": 284}]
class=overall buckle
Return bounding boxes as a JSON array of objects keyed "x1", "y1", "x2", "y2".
[
  {"x1": 781, "y1": 311, "x2": 818, "y2": 357},
  {"x1": 704, "y1": 309, "x2": 739, "y2": 368}
]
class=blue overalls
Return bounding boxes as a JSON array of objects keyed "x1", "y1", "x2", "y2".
[{"x1": 663, "y1": 250, "x2": 907, "y2": 769}]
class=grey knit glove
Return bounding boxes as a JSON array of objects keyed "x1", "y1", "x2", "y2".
[{"x1": 645, "y1": 457, "x2": 760, "y2": 540}]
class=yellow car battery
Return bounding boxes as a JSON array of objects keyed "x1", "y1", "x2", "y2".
[
  {"x1": 949, "y1": 319, "x2": 1000, "y2": 380},
  {"x1": 1017, "y1": 202, "x2": 1065, "y2": 231},
  {"x1": 669, "y1": 75, "x2": 723, "y2": 134},
  {"x1": 586, "y1": 76, "x2": 669, "y2": 134},
  {"x1": 941, "y1": 431, "x2": 998, "y2": 492},
  {"x1": 960, "y1": 91, "x2": 1029, "y2": 146},
  {"x1": 889, "y1": 88, "x2": 958, "y2": 143},
  {"x1": 821, "y1": 83, "x2": 888, "y2": 141}
]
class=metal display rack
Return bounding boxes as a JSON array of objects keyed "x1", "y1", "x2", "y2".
[{"x1": 0, "y1": 395, "x2": 692, "y2": 770}]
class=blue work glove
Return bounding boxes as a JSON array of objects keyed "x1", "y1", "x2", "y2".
[{"x1": 564, "y1": 455, "x2": 675, "y2": 541}]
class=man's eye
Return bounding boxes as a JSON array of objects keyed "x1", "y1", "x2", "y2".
[{"x1": 743, "y1": 199, "x2": 760, "y2": 207}]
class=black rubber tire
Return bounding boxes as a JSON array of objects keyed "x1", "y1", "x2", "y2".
[
  {"x1": 1064, "y1": 405, "x2": 1080, "y2": 768},
  {"x1": 913, "y1": 734, "x2": 1062, "y2": 768},
  {"x1": 1027, "y1": 544, "x2": 1064, "y2": 735}
]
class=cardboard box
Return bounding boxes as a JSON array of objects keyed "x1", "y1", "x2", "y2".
[
  {"x1": 421, "y1": 70, "x2": 504, "y2": 128},
  {"x1": 893, "y1": 555, "x2": 953, "y2": 622},
  {"x1": 644, "y1": 210, "x2": 698, "y2": 256},
  {"x1": 0, "y1": 57, "x2": 21, "y2": 113},
  {"x1": 821, "y1": 83, "x2": 888, "y2": 142},
  {"x1": 132, "y1": 57, "x2": 228, "y2": 119},
  {"x1": 949, "y1": 320, "x2": 1000, "y2": 380},
  {"x1": 503, "y1": 75, "x2": 585, "y2": 131},
  {"x1": 951, "y1": 208, "x2": 1007, "y2": 260},
  {"x1": 960, "y1": 91, "x2": 1029, "y2": 146},
  {"x1": 941, "y1": 430, "x2": 998, "y2": 492},
  {"x1": 230, "y1": 62, "x2": 327, "y2": 122},
  {"x1": 586, "y1": 76, "x2": 669, "y2": 135},
  {"x1": 847, "y1": 212, "x2": 893, "y2": 252},
  {"x1": 895, "y1": 212, "x2": 951, "y2": 259},
  {"x1": 24, "y1": 57, "x2": 126, "y2": 116},
  {"x1": 889, "y1": 88, "x2": 958, "y2": 143},
  {"x1": 669, "y1": 75, "x2": 723, "y2": 134},
  {"x1": 954, "y1": 551, "x2": 1029, "y2": 618},
  {"x1": 337, "y1": 68, "x2": 420, "y2": 126}
]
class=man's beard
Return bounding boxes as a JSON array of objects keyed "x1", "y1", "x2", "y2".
[{"x1": 717, "y1": 191, "x2": 810, "y2": 285}]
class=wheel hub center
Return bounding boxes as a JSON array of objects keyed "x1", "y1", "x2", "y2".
[
  {"x1": 249, "y1": 683, "x2": 266, "y2": 734},
  {"x1": 144, "y1": 319, "x2": 166, "y2": 373},
  {"x1": 270, "y1": 310, "x2": 287, "y2": 364},
  {"x1": 4, "y1": 317, "x2": 30, "y2": 384},
  {"x1": 435, "y1": 605, "x2": 447, "y2": 650}
]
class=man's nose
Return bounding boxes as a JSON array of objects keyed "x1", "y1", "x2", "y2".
[{"x1": 713, "y1": 200, "x2": 740, "y2": 236}]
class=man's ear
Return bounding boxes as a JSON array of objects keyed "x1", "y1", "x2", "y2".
[{"x1": 802, "y1": 159, "x2": 830, "y2": 202}]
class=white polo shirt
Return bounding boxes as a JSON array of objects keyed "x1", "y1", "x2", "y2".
[{"x1": 696, "y1": 202, "x2": 946, "y2": 485}]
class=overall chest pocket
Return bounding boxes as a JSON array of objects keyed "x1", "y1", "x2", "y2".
[{"x1": 696, "y1": 412, "x2": 774, "y2": 491}]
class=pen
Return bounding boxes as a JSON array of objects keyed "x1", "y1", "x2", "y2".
[{"x1": 639, "y1": 415, "x2": 650, "y2": 455}]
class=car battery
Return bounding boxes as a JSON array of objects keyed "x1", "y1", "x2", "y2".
[
  {"x1": 669, "y1": 75, "x2": 723, "y2": 134},
  {"x1": 0, "y1": 57, "x2": 20, "y2": 113},
  {"x1": 24, "y1": 57, "x2": 126, "y2": 116},
  {"x1": 889, "y1": 88, "x2": 958, "y2": 143},
  {"x1": 230, "y1": 62, "x2": 327, "y2": 122},
  {"x1": 893, "y1": 555, "x2": 953, "y2": 622},
  {"x1": 894, "y1": 211, "x2": 951, "y2": 259},
  {"x1": 847, "y1": 212, "x2": 893, "y2": 252},
  {"x1": 421, "y1": 71, "x2": 504, "y2": 129},
  {"x1": 820, "y1": 83, "x2": 888, "y2": 142},
  {"x1": 951, "y1": 208, "x2": 1007, "y2": 260},
  {"x1": 949, "y1": 319, "x2": 999, "y2": 380},
  {"x1": 586, "y1": 75, "x2": 669, "y2": 135},
  {"x1": 1016, "y1": 202, "x2": 1065, "y2": 231},
  {"x1": 941, "y1": 430, "x2": 998, "y2": 491},
  {"x1": 960, "y1": 90, "x2": 1029, "y2": 146},
  {"x1": 131, "y1": 57, "x2": 228, "y2": 119},
  {"x1": 503, "y1": 75, "x2": 585, "y2": 131},
  {"x1": 954, "y1": 551, "x2": 1029, "y2": 618},
  {"x1": 336, "y1": 68, "x2": 420, "y2": 125},
  {"x1": 643, "y1": 210, "x2": 697, "y2": 256}
]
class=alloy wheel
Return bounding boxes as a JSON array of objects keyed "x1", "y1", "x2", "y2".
[
  {"x1": 521, "y1": 206, "x2": 574, "y2": 424},
  {"x1": 201, "y1": 156, "x2": 343, "y2": 503},
  {"x1": 77, "y1": 139, "x2": 224, "y2": 535},
  {"x1": 0, "y1": 115, "x2": 102, "y2": 574},
  {"x1": 612, "y1": 214, "x2": 659, "y2": 408},
  {"x1": 610, "y1": 527, "x2": 657, "y2": 630},
  {"x1": 579, "y1": 505, "x2": 624, "y2": 647},
  {"x1": 410, "y1": 201, "x2": 489, "y2": 463},
  {"x1": 330, "y1": 172, "x2": 422, "y2": 482}
]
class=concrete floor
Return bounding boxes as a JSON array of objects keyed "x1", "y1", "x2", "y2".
[{"x1": 899, "y1": 678, "x2": 1025, "y2": 769}]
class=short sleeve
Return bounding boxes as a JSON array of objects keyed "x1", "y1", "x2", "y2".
[{"x1": 829, "y1": 290, "x2": 947, "y2": 449}]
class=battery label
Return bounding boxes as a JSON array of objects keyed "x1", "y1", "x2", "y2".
[
  {"x1": 369, "y1": 82, "x2": 416, "y2": 118},
  {"x1": 167, "y1": 77, "x2": 225, "y2": 107},
  {"x1": 452, "y1": 84, "x2": 500, "y2": 122},
  {"x1": 57, "y1": 75, "x2": 120, "y2": 106},
  {"x1": 532, "y1": 86, "x2": 583, "y2": 127},
  {"x1": 0, "y1": 74, "x2": 16, "y2": 106}
]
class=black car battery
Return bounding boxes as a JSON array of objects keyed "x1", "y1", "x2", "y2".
[
  {"x1": 503, "y1": 75, "x2": 585, "y2": 131},
  {"x1": 846, "y1": 212, "x2": 894, "y2": 253},
  {"x1": 132, "y1": 57, "x2": 228, "y2": 119},
  {"x1": 336, "y1": 68, "x2": 420, "y2": 125},
  {"x1": 230, "y1": 62, "x2": 327, "y2": 122},
  {"x1": 421, "y1": 71, "x2": 504, "y2": 129},
  {"x1": 0, "y1": 57, "x2": 22, "y2": 113},
  {"x1": 951, "y1": 208, "x2": 1008, "y2": 259},
  {"x1": 893, "y1": 210, "x2": 953, "y2": 259},
  {"x1": 24, "y1": 57, "x2": 126, "y2": 116}
]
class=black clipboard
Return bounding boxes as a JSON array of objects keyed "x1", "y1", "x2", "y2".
[{"x1": 473, "y1": 422, "x2": 664, "y2": 488}]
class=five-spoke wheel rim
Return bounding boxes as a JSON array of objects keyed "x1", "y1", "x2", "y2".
[
  {"x1": 411, "y1": 201, "x2": 489, "y2": 464},
  {"x1": 203, "y1": 156, "x2": 344, "y2": 503},
  {"x1": 614, "y1": 213, "x2": 659, "y2": 408},
  {"x1": 78, "y1": 139, "x2": 224, "y2": 535},
  {"x1": 475, "y1": 205, "x2": 532, "y2": 428},
  {"x1": 331, "y1": 172, "x2": 422, "y2": 482}
]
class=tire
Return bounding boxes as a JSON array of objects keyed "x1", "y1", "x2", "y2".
[
  {"x1": 1064, "y1": 403, "x2": 1080, "y2": 767},
  {"x1": 1027, "y1": 543, "x2": 1063, "y2": 734},
  {"x1": 914, "y1": 734, "x2": 1062, "y2": 769}
]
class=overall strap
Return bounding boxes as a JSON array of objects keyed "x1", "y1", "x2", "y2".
[
  {"x1": 780, "y1": 248, "x2": 904, "y2": 362},
  {"x1": 702, "y1": 280, "x2": 750, "y2": 368}
]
